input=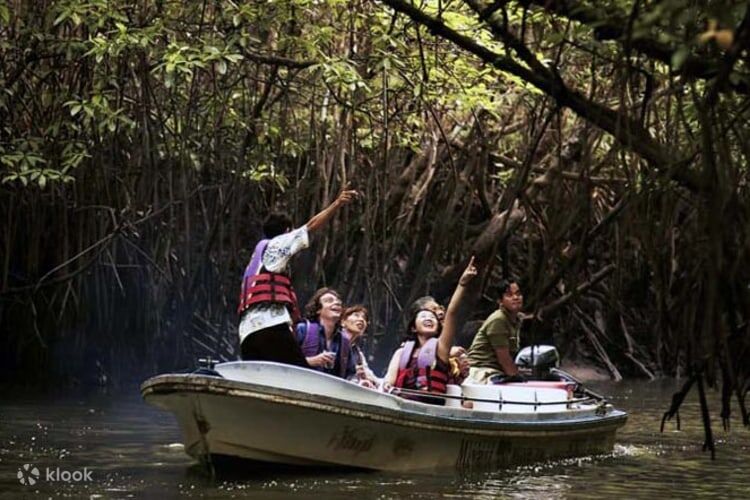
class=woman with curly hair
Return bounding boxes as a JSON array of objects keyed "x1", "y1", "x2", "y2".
[{"x1": 294, "y1": 287, "x2": 356, "y2": 379}]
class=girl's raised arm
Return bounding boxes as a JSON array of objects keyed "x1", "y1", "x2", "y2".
[{"x1": 437, "y1": 256, "x2": 478, "y2": 362}]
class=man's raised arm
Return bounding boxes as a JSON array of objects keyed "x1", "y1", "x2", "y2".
[{"x1": 305, "y1": 189, "x2": 358, "y2": 233}]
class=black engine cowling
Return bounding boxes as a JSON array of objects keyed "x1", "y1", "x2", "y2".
[{"x1": 515, "y1": 345, "x2": 560, "y2": 379}]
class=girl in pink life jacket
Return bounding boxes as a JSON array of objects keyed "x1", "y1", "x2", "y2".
[{"x1": 383, "y1": 257, "x2": 479, "y2": 399}]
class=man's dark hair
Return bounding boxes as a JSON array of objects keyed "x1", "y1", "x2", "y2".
[
  {"x1": 304, "y1": 287, "x2": 341, "y2": 321},
  {"x1": 262, "y1": 212, "x2": 292, "y2": 238},
  {"x1": 497, "y1": 278, "x2": 519, "y2": 297}
]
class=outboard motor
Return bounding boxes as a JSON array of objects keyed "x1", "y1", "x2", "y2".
[{"x1": 515, "y1": 345, "x2": 560, "y2": 379}]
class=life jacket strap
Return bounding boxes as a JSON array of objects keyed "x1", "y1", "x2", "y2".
[
  {"x1": 247, "y1": 273, "x2": 292, "y2": 287},
  {"x1": 300, "y1": 320, "x2": 320, "y2": 357}
]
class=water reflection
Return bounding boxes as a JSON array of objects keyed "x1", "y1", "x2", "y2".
[{"x1": 1, "y1": 379, "x2": 748, "y2": 498}]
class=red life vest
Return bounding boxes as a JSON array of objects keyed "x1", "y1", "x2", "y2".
[
  {"x1": 394, "y1": 338, "x2": 449, "y2": 394},
  {"x1": 297, "y1": 320, "x2": 351, "y2": 379},
  {"x1": 237, "y1": 239, "x2": 300, "y2": 320}
]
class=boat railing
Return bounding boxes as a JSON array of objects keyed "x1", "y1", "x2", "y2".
[
  {"x1": 549, "y1": 367, "x2": 608, "y2": 401},
  {"x1": 391, "y1": 386, "x2": 603, "y2": 410}
]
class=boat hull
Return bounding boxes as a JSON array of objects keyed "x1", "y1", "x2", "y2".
[{"x1": 142, "y1": 362, "x2": 626, "y2": 472}]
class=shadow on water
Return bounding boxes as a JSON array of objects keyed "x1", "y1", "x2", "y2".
[
  {"x1": 1, "y1": 379, "x2": 749, "y2": 498},
  {"x1": 190, "y1": 455, "x2": 372, "y2": 480}
]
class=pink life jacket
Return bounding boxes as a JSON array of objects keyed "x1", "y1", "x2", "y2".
[{"x1": 395, "y1": 337, "x2": 448, "y2": 393}]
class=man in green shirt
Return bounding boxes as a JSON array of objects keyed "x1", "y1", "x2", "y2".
[{"x1": 467, "y1": 279, "x2": 524, "y2": 384}]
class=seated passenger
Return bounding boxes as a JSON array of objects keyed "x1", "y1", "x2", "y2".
[
  {"x1": 384, "y1": 258, "x2": 478, "y2": 402},
  {"x1": 466, "y1": 279, "x2": 526, "y2": 384},
  {"x1": 295, "y1": 288, "x2": 356, "y2": 379},
  {"x1": 341, "y1": 305, "x2": 380, "y2": 387},
  {"x1": 413, "y1": 296, "x2": 445, "y2": 323},
  {"x1": 414, "y1": 296, "x2": 469, "y2": 385}
]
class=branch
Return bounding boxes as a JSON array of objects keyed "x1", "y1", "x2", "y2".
[
  {"x1": 578, "y1": 309, "x2": 623, "y2": 381},
  {"x1": 530, "y1": 166, "x2": 628, "y2": 184},
  {"x1": 517, "y1": 0, "x2": 749, "y2": 94},
  {"x1": 536, "y1": 263, "x2": 616, "y2": 320},
  {"x1": 239, "y1": 48, "x2": 317, "y2": 69},
  {"x1": 661, "y1": 374, "x2": 695, "y2": 431},
  {"x1": 377, "y1": 0, "x2": 702, "y2": 192}
]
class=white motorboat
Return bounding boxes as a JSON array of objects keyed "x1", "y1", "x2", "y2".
[{"x1": 141, "y1": 361, "x2": 627, "y2": 472}]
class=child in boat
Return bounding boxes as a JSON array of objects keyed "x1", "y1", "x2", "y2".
[{"x1": 383, "y1": 257, "x2": 478, "y2": 402}]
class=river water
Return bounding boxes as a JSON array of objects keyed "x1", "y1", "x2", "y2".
[{"x1": 1, "y1": 379, "x2": 748, "y2": 499}]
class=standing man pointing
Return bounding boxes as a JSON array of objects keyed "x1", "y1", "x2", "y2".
[{"x1": 237, "y1": 188, "x2": 358, "y2": 365}]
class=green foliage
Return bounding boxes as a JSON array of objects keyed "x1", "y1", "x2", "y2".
[
  {"x1": 2, "y1": 0, "x2": 537, "y2": 189},
  {"x1": 240, "y1": 163, "x2": 290, "y2": 190},
  {"x1": 64, "y1": 94, "x2": 136, "y2": 133},
  {"x1": 0, "y1": 1, "x2": 9, "y2": 26},
  {"x1": 1, "y1": 138, "x2": 75, "y2": 188}
]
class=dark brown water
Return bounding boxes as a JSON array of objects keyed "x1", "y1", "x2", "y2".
[{"x1": 1, "y1": 379, "x2": 749, "y2": 499}]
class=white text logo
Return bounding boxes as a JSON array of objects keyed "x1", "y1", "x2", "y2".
[{"x1": 17, "y1": 464, "x2": 93, "y2": 485}]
